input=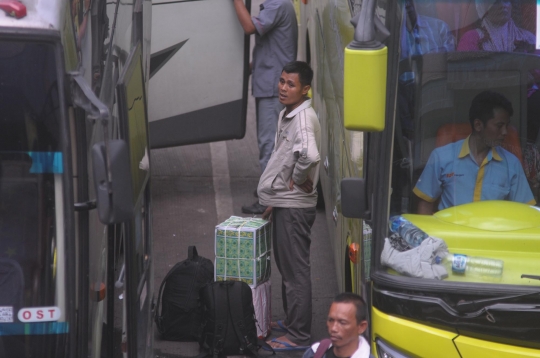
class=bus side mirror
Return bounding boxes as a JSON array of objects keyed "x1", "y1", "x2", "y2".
[
  {"x1": 92, "y1": 140, "x2": 134, "y2": 224},
  {"x1": 343, "y1": 0, "x2": 387, "y2": 132},
  {"x1": 343, "y1": 47, "x2": 387, "y2": 132},
  {"x1": 341, "y1": 178, "x2": 369, "y2": 219}
]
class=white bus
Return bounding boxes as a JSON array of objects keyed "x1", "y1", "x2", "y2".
[{"x1": 0, "y1": 0, "x2": 249, "y2": 356}]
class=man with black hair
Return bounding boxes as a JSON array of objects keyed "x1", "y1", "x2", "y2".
[
  {"x1": 258, "y1": 61, "x2": 320, "y2": 351},
  {"x1": 303, "y1": 293, "x2": 371, "y2": 358},
  {"x1": 414, "y1": 90, "x2": 535, "y2": 215}
]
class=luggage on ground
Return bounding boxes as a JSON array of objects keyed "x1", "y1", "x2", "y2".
[
  {"x1": 199, "y1": 280, "x2": 260, "y2": 357},
  {"x1": 214, "y1": 216, "x2": 272, "y2": 287},
  {"x1": 154, "y1": 246, "x2": 213, "y2": 341},
  {"x1": 251, "y1": 279, "x2": 271, "y2": 338}
]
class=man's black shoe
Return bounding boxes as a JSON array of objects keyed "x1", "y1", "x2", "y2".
[{"x1": 241, "y1": 202, "x2": 266, "y2": 214}]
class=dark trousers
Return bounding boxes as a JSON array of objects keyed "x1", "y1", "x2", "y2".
[
  {"x1": 256, "y1": 97, "x2": 283, "y2": 173},
  {"x1": 272, "y1": 206, "x2": 316, "y2": 345}
]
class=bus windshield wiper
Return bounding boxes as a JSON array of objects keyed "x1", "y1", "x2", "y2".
[
  {"x1": 377, "y1": 288, "x2": 540, "y2": 318},
  {"x1": 521, "y1": 274, "x2": 540, "y2": 281},
  {"x1": 456, "y1": 291, "x2": 540, "y2": 313}
]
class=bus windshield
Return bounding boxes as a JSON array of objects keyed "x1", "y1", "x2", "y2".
[
  {"x1": 0, "y1": 40, "x2": 68, "y2": 354},
  {"x1": 387, "y1": 0, "x2": 540, "y2": 286}
]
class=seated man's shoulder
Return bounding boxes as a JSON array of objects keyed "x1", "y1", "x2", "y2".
[
  {"x1": 496, "y1": 146, "x2": 522, "y2": 164},
  {"x1": 429, "y1": 140, "x2": 463, "y2": 161},
  {"x1": 418, "y1": 14, "x2": 449, "y2": 28}
]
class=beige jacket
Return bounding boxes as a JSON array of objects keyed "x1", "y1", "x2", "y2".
[{"x1": 257, "y1": 99, "x2": 321, "y2": 208}]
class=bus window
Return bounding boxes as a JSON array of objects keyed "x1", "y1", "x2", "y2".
[
  {"x1": 387, "y1": 0, "x2": 540, "y2": 286},
  {"x1": 0, "y1": 41, "x2": 69, "y2": 355},
  {"x1": 392, "y1": 0, "x2": 540, "y2": 217}
]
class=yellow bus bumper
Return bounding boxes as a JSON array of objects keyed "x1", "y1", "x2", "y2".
[{"x1": 372, "y1": 307, "x2": 540, "y2": 357}]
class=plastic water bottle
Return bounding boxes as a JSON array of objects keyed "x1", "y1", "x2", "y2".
[
  {"x1": 434, "y1": 254, "x2": 503, "y2": 277},
  {"x1": 388, "y1": 216, "x2": 429, "y2": 248}
]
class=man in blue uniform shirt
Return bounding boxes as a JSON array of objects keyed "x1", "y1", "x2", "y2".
[
  {"x1": 414, "y1": 91, "x2": 536, "y2": 215},
  {"x1": 232, "y1": 0, "x2": 298, "y2": 214},
  {"x1": 400, "y1": 0, "x2": 455, "y2": 60}
]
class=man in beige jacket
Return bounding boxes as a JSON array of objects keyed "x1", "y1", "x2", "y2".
[{"x1": 258, "y1": 61, "x2": 321, "y2": 351}]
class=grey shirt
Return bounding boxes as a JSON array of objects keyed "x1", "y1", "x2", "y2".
[
  {"x1": 257, "y1": 99, "x2": 321, "y2": 208},
  {"x1": 251, "y1": 0, "x2": 298, "y2": 98}
]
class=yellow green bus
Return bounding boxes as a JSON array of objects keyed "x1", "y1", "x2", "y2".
[{"x1": 297, "y1": 0, "x2": 540, "y2": 356}]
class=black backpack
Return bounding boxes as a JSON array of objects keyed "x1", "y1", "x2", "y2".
[
  {"x1": 199, "y1": 280, "x2": 266, "y2": 357},
  {"x1": 154, "y1": 246, "x2": 214, "y2": 341}
]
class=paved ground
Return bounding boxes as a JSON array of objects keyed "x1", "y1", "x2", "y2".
[
  {"x1": 150, "y1": 1, "x2": 338, "y2": 356},
  {"x1": 150, "y1": 86, "x2": 338, "y2": 357}
]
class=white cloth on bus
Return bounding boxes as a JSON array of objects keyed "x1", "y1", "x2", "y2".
[
  {"x1": 139, "y1": 147, "x2": 149, "y2": 171},
  {"x1": 381, "y1": 236, "x2": 449, "y2": 280}
]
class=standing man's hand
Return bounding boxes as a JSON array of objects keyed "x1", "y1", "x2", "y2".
[
  {"x1": 232, "y1": 0, "x2": 256, "y2": 35},
  {"x1": 262, "y1": 206, "x2": 273, "y2": 221},
  {"x1": 289, "y1": 177, "x2": 313, "y2": 193}
]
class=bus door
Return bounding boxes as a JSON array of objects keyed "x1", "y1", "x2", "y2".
[
  {"x1": 148, "y1": 0, "x2": 251, "y2": 148},
  {"x1": 68, "y1": 0, "x2": 153, "y2": 355},
  {"x1": 70, "y1": 41, "x2": 153, "y2": 358},
  {"x1": 116, "y1": 43, "x2": 153, "y2": 358}
]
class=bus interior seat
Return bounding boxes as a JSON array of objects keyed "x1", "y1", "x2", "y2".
[
  {"x1": 435, "y1": 122, "x2": 524, "y2": 164},
  {"x1": 0, "y1": 258, "x2": 24, "y2": 309},
  {"x1": 400, "y1": 53, "x2": 455, "y2": 172},
  {"x1": 414, "y1": 87, "x2": 456, "y2": 171},
  {"x1": 417, "y1": 107, "x2": 456, "y2": 167},
  {"x1": 0, "y1": 164, "x2": 41, "y2": 303}
]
